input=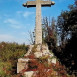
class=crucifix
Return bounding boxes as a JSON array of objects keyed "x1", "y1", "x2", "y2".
[{"x1": 23, "y1": 0, "x2": 55, "y2": 45}]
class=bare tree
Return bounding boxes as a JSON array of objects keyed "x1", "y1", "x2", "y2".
[{"x1": 28, "y1": 31, "x2": 35, "y2": 44}]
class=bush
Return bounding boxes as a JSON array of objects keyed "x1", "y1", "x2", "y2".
[{"x1": 0, "y1": 42, "x2": 29, "y2": 76}]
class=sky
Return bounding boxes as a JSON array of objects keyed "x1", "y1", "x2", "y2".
[{"x1": 0, "y1": 0, "x2": 74, "y2": 44}]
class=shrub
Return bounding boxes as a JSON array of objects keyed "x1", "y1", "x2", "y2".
[{"x1": 0, "y1": 42, "x2": 28, "y2": 76}]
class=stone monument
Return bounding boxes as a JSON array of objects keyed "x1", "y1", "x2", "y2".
[
  {"x1": 23, "y1": 0, "x2": 55, "y2": 44},
  {"x1": 17, "y1": 0, "x2": 55, "y2": 77}
]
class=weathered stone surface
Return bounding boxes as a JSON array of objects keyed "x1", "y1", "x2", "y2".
[
  {"x1": 36, "y1": 44, "x2": 42, "y2": 51},
  {"x1": 18, "y1": 58, "x2": 30, "y2": 63},
  {"x1": 35, "y1": 0, "x2": 42, "y2": 44},
  {"x1": 48, "y1": 58, "x2": 56, "y2": 64},
  {"x1": 24, "y1": 45, "x2": 34, "y2": 57},
  {"x1": 23, "y1": 0, "x2": 55, "y2": 44},
  {"x1": 17, "y1": 45, "x2": 57, "y2": 76},
  {"x1": 17, "y1": 58, "x2": 29, "y2": 73},
  {"x1": 24, "y1": 71, "x2": 34, "y2": 77},
  {"x1": 17, "y1": 62, "x2": 27, "y2": 73},
  {"x1": 34, "y1": 52, "x2": 42, "y2": 58},
  {"x1": 17, "y1": 58, "x2": 37, "y2": 73},
  {"x1": 34, "y1": 45, "x2": 54, "y2": 58},
  {"x1": 52, "y1": 58, "x2": 56, "y2": 64},
  {"x1": 23, "y1": 1, "x2": 55, "y2": 7}
]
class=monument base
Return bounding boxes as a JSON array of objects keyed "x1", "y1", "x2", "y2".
[{"x1": 17, "y1": 44, "x2": 56, "y2": 77}]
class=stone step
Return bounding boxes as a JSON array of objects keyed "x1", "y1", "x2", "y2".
[
  {"x1": 24, "y1": 71, "x2": 34, "y2": 77},
  {"x1": 17, "y1": 58, "x2": 37, "y2": 73},
  {"x1": 17, "y1": 45, "x2": 57, "y2": 76}
]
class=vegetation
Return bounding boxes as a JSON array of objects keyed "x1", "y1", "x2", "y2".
[
  {"x1": 40, "y1": 0, "x2": 77, "y2": 76},
  {"x1": 0, "y1": 42, "x2": 29, "y2": 77},
  {"x1": 20, "y1": 52, "x2": 69, "y2": 77},
  {"x1": 52, "y1": 0, "x2": 77, "y2": 76},
  {"x1": 42, "y1": 17, "x2": 57, "y2": 49}
]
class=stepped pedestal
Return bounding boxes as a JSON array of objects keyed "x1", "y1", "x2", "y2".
[{"x1": 17, "y1": 45, "x2": 56, "y2": 77}]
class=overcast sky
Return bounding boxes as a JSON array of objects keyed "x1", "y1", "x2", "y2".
[{"x1": 0, "y1": 0, "x2": 74, "y2": 44}]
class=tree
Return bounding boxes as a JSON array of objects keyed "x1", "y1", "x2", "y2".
[
  {"x1": 28, "y1": 31, "x2": 35, "y2": 44},
  {"x1": 54, "y1": 0, "x2": 77, "y2": 75},
  {"x1": 42, "y1": 17, "x2": 57, "y2": 49}
]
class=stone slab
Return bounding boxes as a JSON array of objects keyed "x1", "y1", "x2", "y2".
[
  {"x1": 24, "y1": 71, "x2": 34, "y2": 77},
  {"x1": 17, "y1": 62, "x2": 27, "y2": 73}
]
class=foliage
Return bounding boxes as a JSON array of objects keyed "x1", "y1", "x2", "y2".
[
  {"x1": 0, "y1": 42, "x2": 28, "y2": 77},
  {"x1": 57, "y1": 0, "x2": 77, "y2": 46},
  {"x1": 42, "y1": 17, "x2": 57, "y2": 49},
  {"x1": 53, "y1": 0, "x2": 77, "y2": 76},
  {"x1": 20, "y1": 55, "x2": 69, "y2": 77},
  {"x1": 0, "y1": 61, "x2": 12, "y2": 77}
]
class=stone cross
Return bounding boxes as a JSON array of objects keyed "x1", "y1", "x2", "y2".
[{"x1": 23, "y1": 0, "x2": 55, "y2": 44}]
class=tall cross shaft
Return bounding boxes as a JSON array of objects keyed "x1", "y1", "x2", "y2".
[{"x1": 23, "y1": 0, "x2": 55, "y2": 44}]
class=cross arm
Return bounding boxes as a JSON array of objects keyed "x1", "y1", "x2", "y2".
[
  {"x1": 41, "y1": 1, "x2": 55, "y2": 7},
  {"x1": 23, "y1": 1, "x2": 55, "y2": 8},
  {"x1": 23, "y1": 1, "x2": 36, "y2": 7}
]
